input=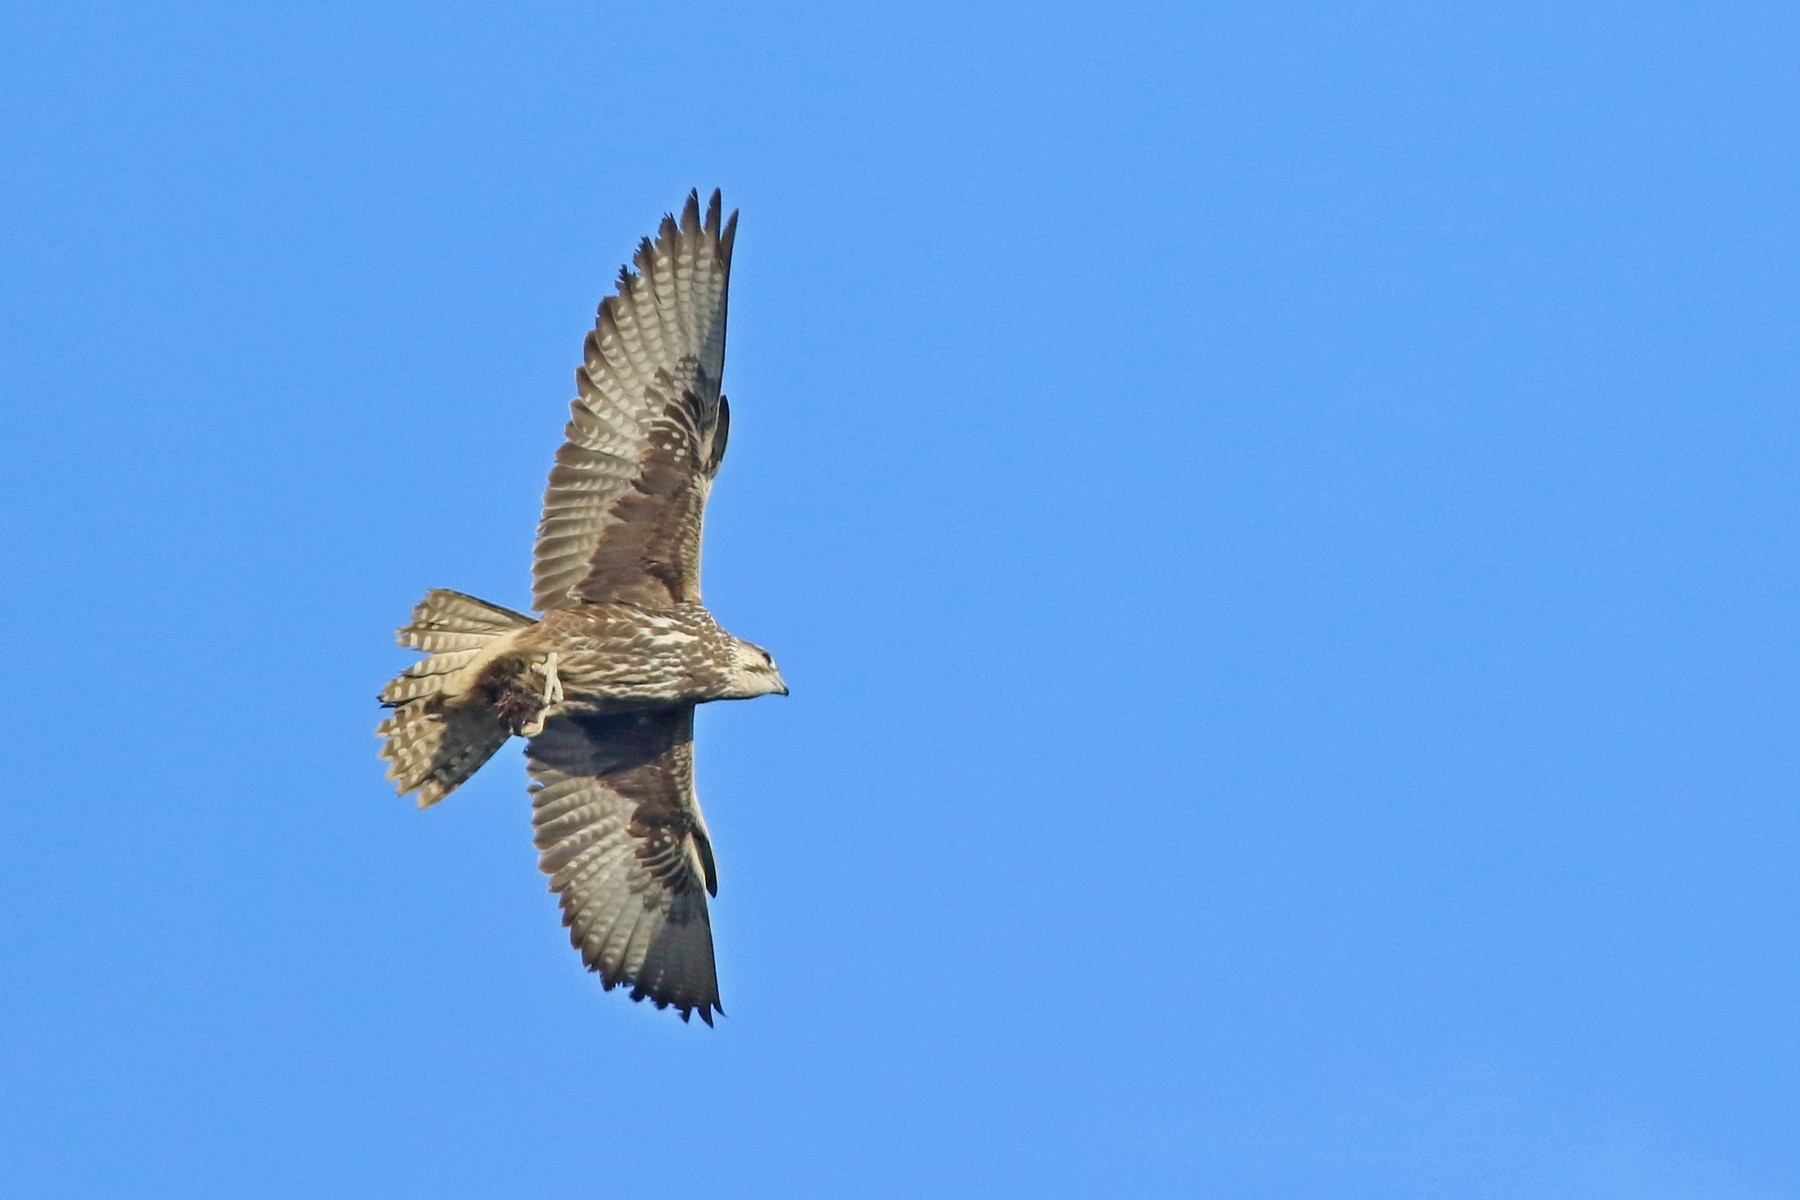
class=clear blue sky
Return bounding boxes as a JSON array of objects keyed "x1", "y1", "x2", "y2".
[{"x1": 3, "y1": 3, "x2": 1797, "y2": 1196}]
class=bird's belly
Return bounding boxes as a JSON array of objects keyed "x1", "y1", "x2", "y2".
[
  {"x1": 554, "y1": 654, "x2": 724, "y2": 711},
  {"x1": 534, "y1": 605, "x2": 731, "y2": 712}
]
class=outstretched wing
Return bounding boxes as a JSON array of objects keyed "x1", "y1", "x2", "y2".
[
  {"x1": 532, "y1": 189, "x2": 737, "y2": 611},
  {"x1": 525, "y1": 706, "x2": 722, "y2": 1023}
]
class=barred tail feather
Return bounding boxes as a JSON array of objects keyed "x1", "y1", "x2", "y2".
[
  {"x1": 378, "y1": 589, "x2": 534, "y2": 808},
  {"x1": 398, "y1": 589, "x2": 534, "y2": 650},
  {"x1": 378, "y1": 702, "x2": 511, "y2": 808}
]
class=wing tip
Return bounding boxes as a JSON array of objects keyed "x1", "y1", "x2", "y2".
[
  {"x1": 592, "y1": 966, "x2": 723, "y2": 1027},
  {"x1": 631, "y1": 233, "x2": 656, "y2": 279},
  {"x1": 607, "y1": 191, "x2": 735, "y2": 303},
  {"x1": 718, "y1": 206, "x2": 739, "y2": 266},
  {"x1": 683, "y1": 187, "x2": 735, "y2": 265}
]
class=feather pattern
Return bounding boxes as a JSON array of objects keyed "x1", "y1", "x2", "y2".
[
  {"x1": 526, "y1": 707, "x2": 721, "y2": 1023},
  {"x1": 533, "y1": 189, "x2": 737, "y2": 611}
]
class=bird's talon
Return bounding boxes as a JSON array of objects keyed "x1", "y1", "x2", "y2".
[
  {"x1": 541, "y1": 651, "x2": 564, "y2": 706},
  {"x1": 515, "y1": 652, "x2": 562, "y2": 737}
]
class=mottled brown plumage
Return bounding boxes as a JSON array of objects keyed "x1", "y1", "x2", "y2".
[{"x1": 376, "y1": 191, "x2": 784, "y2": 1024}]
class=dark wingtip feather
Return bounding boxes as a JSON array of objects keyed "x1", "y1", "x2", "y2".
[
  {"x1": 719, "y1": 208, "x2": 739, "y2": 265},
  {"x1": 703, "y1": 189, "x2": 722, "y2": 236},
  {"x1": 680, "y1": 189, "x2": 702, "y2": 234}
]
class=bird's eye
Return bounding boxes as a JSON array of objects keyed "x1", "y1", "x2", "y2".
[{"x1": 760, "y1": 649, "x2": 773, "y2": 664}]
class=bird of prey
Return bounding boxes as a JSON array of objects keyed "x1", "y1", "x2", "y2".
[{"x1": 376, "y1": 190, "x2": 785, "y2": 1024}]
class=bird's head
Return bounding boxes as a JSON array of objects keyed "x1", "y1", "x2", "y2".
[{"x1": 725, "y1": 638, "x2": 788, "y2": 699}]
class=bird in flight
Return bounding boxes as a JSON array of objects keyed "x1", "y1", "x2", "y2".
[{"x1": 377, "y1": 190, "x2": 784, "y2": 1024}]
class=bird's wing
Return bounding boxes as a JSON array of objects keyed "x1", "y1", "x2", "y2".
[
  {"x1": 532, "y1": 189, "x2": 737, "y2": 611},
  {"x1": 525, "y1": 706, "x2": 721, "y2": 1023}
]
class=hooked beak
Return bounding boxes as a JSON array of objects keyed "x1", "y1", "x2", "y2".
[{"x1": 775, "y1": 672, "x2": 790, "y2": 697}]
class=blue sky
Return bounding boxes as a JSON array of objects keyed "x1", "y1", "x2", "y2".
[{"x1": 3, "y1": 2, "x2": 1798, "y2": 1196}]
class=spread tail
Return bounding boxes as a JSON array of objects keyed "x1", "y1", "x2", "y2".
[{"x1": 377, "y1": 589, "x2": 534, "y2": 808}]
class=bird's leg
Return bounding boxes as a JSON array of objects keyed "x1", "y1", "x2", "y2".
[
  {"x1": 540, "y1": 651, "x2": 564, "y2": 706},
  {"x1": 517, "y1": 652, "x2": 563, "y2": 739}
]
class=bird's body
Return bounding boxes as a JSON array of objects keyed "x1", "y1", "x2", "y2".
[
  {"x1": 484, "y1": 605, "x2": 759, "y2": 719},
  {"x1": 375, "y1": 191, "x2": 783, "y2": 1024}
]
